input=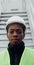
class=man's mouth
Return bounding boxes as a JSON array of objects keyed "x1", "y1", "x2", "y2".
[
  {"x1": 13, "y1": 39, "x2": 18, "y2": 40},
  {"x1": 12, "y1": 39, "x2": 19, "y2": 41}
]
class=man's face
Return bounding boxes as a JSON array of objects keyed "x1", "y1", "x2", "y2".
[{"x1": 7, "y1": 24, "x2": 25, "y2": 45}]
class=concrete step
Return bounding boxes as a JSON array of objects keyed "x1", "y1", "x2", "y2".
[
  {"x1": 0, "y1": 16, "x2": 28, "y2": 20},
  {"x1": 1, "y1": 11, "x2": 27, "y2": 14},
  {"x1": 0, "y1": 20, "x2": 29, "y2": 24}
]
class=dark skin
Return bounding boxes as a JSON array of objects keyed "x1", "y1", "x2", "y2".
[{"x1": 7, "y1": 24, "x2": 25, "y2": 46}]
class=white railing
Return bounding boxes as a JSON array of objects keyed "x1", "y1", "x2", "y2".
[
  {"x1": 25, "y1": 0, "x2": 34, "y2": 45},
  {"x1": 0, "y1": 0, "x2": 1, "y2": 14}
]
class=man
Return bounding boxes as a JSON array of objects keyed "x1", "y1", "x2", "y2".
[{"x1": 0, "y1": 16, "x2": 34, "y2": 65}]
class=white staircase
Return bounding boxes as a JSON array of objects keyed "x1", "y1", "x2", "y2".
[{"x1": 0, "y1": 11, "x2": 33, "y2": 51}]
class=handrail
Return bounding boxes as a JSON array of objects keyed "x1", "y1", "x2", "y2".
[
  {"x1": 0, "y1": 0, "x2": 1, "y2": 14},
  {"x1": 25, "y1": 0, "x2": 34, "y2": 44}
]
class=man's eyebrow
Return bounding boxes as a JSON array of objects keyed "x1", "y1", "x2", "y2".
[
  {"x1": 10, "y1": 29, "x2": 14, "y2": 30},
  {"x1": 10, "y1": 29, "x2": 21, "y2": 30}
]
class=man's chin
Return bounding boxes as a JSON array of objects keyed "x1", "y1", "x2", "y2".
[{"x1": 11, "y1": 41, "x2": 19, "y2": 45}]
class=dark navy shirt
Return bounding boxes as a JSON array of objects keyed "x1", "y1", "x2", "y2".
[{"x1": 8, "y1": 41, "x2": 25, "y2": 65}]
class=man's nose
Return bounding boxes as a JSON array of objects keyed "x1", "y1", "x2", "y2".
[{"x1": 13, "y1": 31, "x2": 18, "y2": 37}]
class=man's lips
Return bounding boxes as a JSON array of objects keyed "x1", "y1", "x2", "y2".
[
  {"x1": 12, "y1": 39, "x2": 18, "y2": 40},
  {"x1": 12, "y1": 39, "x2": 19, "y2": 40}
]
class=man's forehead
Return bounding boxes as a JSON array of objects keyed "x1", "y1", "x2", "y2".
[
  {"x1": 8, "y1": 23, "x2": 23, "y2": 28},
  {"x1": 8, "y1": 24, "x2": 23, "y2": 31}
]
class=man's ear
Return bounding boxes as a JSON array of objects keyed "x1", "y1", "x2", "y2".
[
  {"x1": 6, "y1": 33, "x2": 9, "y2": 38},
  {"x1": 23, "y1": 33, "x2": 25, "y2": 39}
]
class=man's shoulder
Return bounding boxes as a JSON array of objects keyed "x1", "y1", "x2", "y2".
[
  {"x1": 21, "y1": 47, "x2": 34, "y2": 58},
  {"x1": 20, "y1": 47, "x2": 34, "y2": 65},
  {"x1": 24, "y1": 47, "x2": 34, "y2": 57},
  {"x1": 0, "y1": 48, "x2": 8, "y2": 57},
  {"x1": 25, "y1": 47, "x2": 34, "y2": 53},
  {"x1": 0, "y1": 48, "x2": 10, "y2": 65},
  {"x1": 21, "y1": 47, "x2": 34, "y2": 62}
]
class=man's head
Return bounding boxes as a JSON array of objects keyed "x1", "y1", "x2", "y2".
[{"x1": 6, "y1": 16, "x2": 26, "y2": 45}]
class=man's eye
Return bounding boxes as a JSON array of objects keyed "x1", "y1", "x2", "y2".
[
  {"x1": 10, "y1": 31, "x2": 14, "y2": 34},
  {"x1": 17, "y1": 31, "x2": 22, "y2": 34}
]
